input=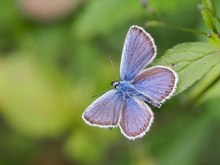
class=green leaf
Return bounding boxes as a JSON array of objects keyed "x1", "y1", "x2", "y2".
[
  {"x1": 198, "y1": 79, "x2": 220, "y2": 103},
  {"x1": 208, "y1": 33, "x2": 220, "y2": 48},
  {"x1": 154, "y1": 42, "x2": 220, "y2": 95},
  {"x1": 188, "y1": 62, "x2": 220, "y2": 103},
  {"x1": 201, "y1": 0, "x2": 218, "y2": 33}
]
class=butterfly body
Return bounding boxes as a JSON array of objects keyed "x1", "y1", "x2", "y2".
[
  {"x1": 82, "y1": 25, "x2": 178, "y2": 140},
  {"x1": 112, "y1": 80, "x2": 136, "y2": 95},
  {"x1": 112, "y1": 80, "x2": 161, "y2": 108}
]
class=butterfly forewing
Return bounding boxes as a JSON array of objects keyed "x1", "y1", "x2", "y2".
[
  {"x1": 119, "y1": 96, "x2": 154, "y2": 140},
  {"x1": 120, "y1": 25, "x2": 156, "y2": 81},
  {"x1": 83, "y1": 90, "x2": 123, "y2": 127},
  {"x1": 133, "y1": 66, "x2": 178, "y2": 104}
]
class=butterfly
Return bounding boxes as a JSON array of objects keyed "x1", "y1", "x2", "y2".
[{"x1": 82, "y1": 25, "x2": 178, "y2": 140}]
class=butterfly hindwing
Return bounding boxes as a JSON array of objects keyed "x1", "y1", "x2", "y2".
[
  {"x1": 119, "y1": 96, "x2": 154, "y2": 140},
  {"x1": 120, "y1": 25, "x2": 156, "y2": 81},
  {"x1": 133, "y1": 66, "x2": 178, "y2": 104},
  {"x1": 82, "y1": 90, "x2": 123, "y2": 128}
]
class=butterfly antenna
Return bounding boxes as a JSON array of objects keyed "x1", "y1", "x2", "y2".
[
  {"x1": 109, "y1": 55, "x2": 119, "y2": 80},
  {"x1": 91, "y1": 86, "x2": 112, "y2": 99},
  {"x1": 91, "y1": 56, "x2": 118, "y2": 99}
]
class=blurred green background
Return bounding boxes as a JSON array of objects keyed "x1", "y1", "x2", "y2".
[{"x1": 0, "y1": 0, "x2": 220, "y2": 165}]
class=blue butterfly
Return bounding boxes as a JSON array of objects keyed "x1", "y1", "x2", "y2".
[{"x1": 82, "y1": 25, "x2": 178, "y2": 140}]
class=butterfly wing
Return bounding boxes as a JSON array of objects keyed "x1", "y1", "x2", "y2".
[
  {"x1": 133, "y1": 66, "x2": 178, "y2": 104},
  {"x1": 120, "y1": 25, "x2": 156, "y2": 81},
  {"x1": 119, "y1": 96, "x2": 154, "y2": 140},
  {"x1": 82, "y1": 89, "x2": 123, "y2": 128}
]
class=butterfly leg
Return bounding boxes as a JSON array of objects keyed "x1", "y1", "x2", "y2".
[{"x1": 137, "y1": 93, "x2": 161, "y2": 108}]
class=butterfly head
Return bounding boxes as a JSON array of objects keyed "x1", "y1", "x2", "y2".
[{"x1": 111, "y1": 81, "x2": 119, "y2": 88}]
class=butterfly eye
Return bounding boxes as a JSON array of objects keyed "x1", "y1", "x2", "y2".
[{"x1": 111, "y1": 81, "x2": 119, "y2": 88}]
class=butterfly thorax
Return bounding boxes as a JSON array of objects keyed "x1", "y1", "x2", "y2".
[{"x1": 111, "y1": 81, "x2": 138, "y2": 97}]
